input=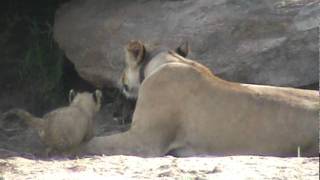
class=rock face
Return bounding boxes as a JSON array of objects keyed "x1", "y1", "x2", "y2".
[{"x1": 54, "y1": 0, "x2": 319, "y2": 88}]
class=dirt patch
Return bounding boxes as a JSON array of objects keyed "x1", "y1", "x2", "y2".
[{"x1": 0, "y1": 155, "x2": 318, "y2": 179}]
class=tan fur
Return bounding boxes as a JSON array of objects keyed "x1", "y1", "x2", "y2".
[
  {"x1": 77, "y1": 41, "x2": 319, "y2": 157},
  {"x1": 119, "y1": 40, "x2": 146, "y2": 99},
  {"x1": 2, "y1": 90, "x2": 102, "y2": 153}
]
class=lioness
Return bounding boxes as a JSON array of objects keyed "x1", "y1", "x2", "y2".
[
  {"x1": 77, "y1": 40, "x2": 319, "y2": 157},
  {"x1": 2, "y1": 89, "x2": 102, "y2": 154}
]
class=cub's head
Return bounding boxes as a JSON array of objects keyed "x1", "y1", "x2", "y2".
[
  {"x1": 119, "y1": 40, "x2": 189, "y2": 99},
  {"x1": 69, "y1": 89, "x2": 103, "y2": 112}
]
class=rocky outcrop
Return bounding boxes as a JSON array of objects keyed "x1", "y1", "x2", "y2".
[{"x1": 54, "y1": 0, "x2": 319, "y2": 88}]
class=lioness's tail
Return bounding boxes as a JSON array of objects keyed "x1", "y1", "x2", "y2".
[{"x1": 1, "y1": 108, "x2": 46, "y2": 130}]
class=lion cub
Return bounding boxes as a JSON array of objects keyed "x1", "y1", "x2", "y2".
[{"x1": 2, "y1": 89, "x2": 102, "y2": 154}]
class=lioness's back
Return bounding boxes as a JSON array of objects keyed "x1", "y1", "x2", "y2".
[{"x1": 142, "y1": 61, "x2": 318, "y2": 156}]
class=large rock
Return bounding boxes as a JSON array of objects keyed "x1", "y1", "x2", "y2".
[{"x1": 54, "y1": 0, "x2": 319, "y2": 88}]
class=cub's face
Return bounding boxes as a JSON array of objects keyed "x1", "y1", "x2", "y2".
[{"x1": 119, "y1": 40, "x2": 146, "y2": 99}]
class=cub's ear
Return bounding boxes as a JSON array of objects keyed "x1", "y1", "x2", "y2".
[
  {"x1": 69, "y1": 89, "x2": 77, "y2": 103},
  {"x1": 93, "y1": 89, "x2": 103, "y2": 110},
  {"x1": 93, "y1": 89, "x2": 103, "y2": 102},
  {"x1": 175, "y1": 41, "x2": 189, "y2": 57},
  {"x1": 125, "y1": 40, "x2": 145, "y2": 66}
]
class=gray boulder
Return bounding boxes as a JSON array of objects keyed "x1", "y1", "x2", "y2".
[{"x1": 54, "y1": 0, "x2": 319, "y2": 88}]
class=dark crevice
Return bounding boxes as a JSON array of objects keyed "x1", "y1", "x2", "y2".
[
  {"x1": 62, "y1": 56, "x2": 135, "y2": 124},
  {"x1": 298, "y1": 83, "x2": 319, "y2": 90},
  {"x1": 62, "y1": 57, "x2": 96, "y2": 93}
]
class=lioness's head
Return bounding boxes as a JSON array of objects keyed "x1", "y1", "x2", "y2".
[{"x1": 120, "y1": 40, "x2": 189, "y2": 99}]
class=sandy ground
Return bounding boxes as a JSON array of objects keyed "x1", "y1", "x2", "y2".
[
  {"x1": 0, "y1": 155, "x2": 319, "y2": 180},
  {"x1": 0, "y1": 104, "x2": 319, "y2": 180}
]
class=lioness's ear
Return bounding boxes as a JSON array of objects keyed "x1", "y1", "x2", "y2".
[
  {"x1": 69, "y1": 89, "x2": 76, "y2": 103},
  {"x1": 175, "y1": 41, "x2": 189, "y2": 57},
  {"x1": 125, "y1": 40, "x2": 145, "y2": 66}
]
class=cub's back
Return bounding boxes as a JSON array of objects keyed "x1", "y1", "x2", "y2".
[{"x1": 42, "y1": 107, "x2": 91, "y2": 150}]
